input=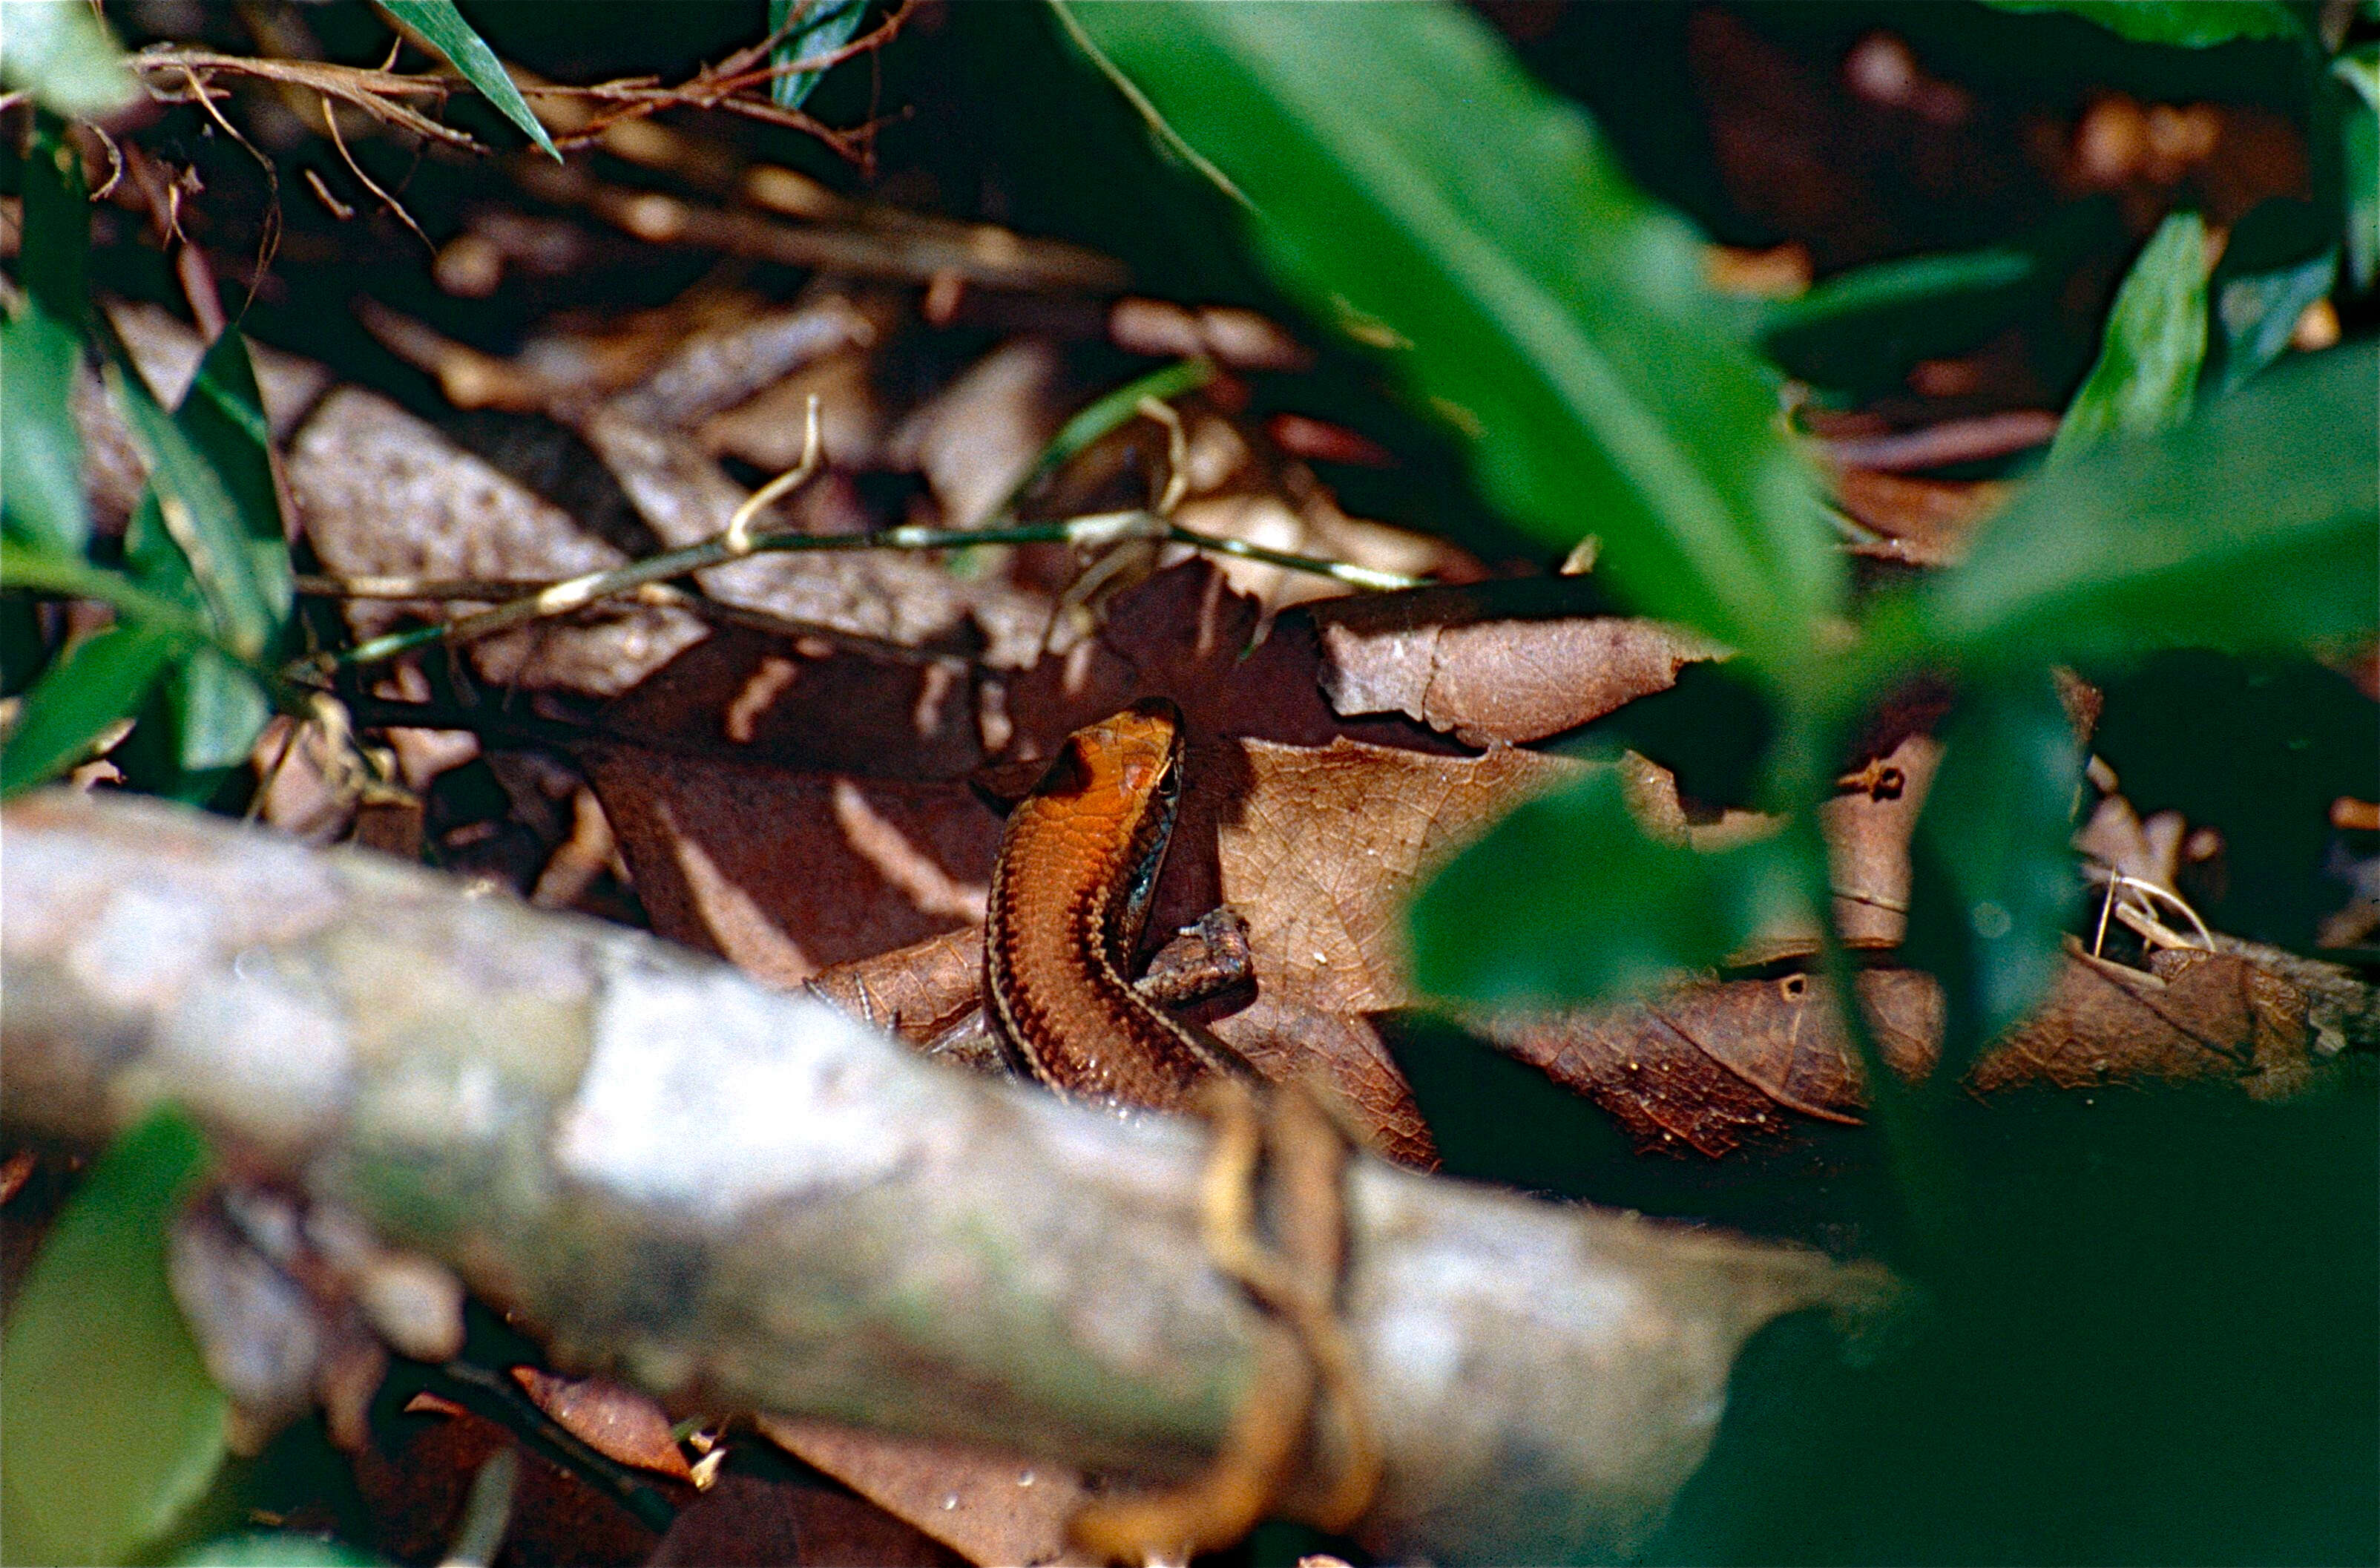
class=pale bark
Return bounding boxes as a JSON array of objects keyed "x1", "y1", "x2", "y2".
[{"x1": 0, "y1": 791, "x2": 1901, "y2": 1561}]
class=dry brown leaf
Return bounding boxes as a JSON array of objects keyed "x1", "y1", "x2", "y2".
[
  {"x1": 355, "y1": 1403, "x2": 660, "y2": 1568},
  {"x1": 510, "y1": 1368, "x2": 694, "y2": 1482},
  {"x1": 1832, "y1": 467, "x2": 2011, "y2": 566},
  {"x1": 1315, "y1": 591, "x2": 1723, "y2": 745},
  {"x1": 756, "y1": 1415, "x2": 1090, "y2": 1568},
  {"x1": 590, "y1": 747, "x2": 999, "y2": 987},
  {"x1": 649, "y1": 1471, "x2": 965, "y2": 1568},
  {"x1": 290, "y1": 387, "x2": 708, "y2": 697},
  {"x1": 1482, "y1": 947, "x2": 2345, "y2": 1157}
]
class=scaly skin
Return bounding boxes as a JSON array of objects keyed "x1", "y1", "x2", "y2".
[{"x1": 983, "y1": 697, "x2": 1249, "y2": 1109}]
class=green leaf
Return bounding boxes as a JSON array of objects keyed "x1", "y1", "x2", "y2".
[
  {"x1": 378, "y1": 0, "x2": 560, "y2": 161},
  {"x1": 2047, "y1": 211, "x2": 2209, "y2": 465},
  {"x1": 0, "y1": 1, "x2": 140, "y2": 120},
  {"x1": 2337, "y1": 47, "x2": 2379, "y2": 289},
  {"x1": 1761, "y1": 246, "x2": 2037, "y2": 341},
  {"x1": 120, "y1": 490, "x2": 274, "y2": 780},
  {"x1": 175, "y1": 330, "x2": 295, "y2": 629},
  {"x1": 1889, "y1": 340, "x2": 2379, "y2": 669},
  {"x1": 0, "y1": 1109, "x2": 228, "y2": 1567},
  {"x1": 1, "y1": 305, "x2": 92, "y2": 554},
  {"x1": 2208, "y1": 197, "x2": 2338, "y2": 396},
  {"x1": 99, "y1": 346, "x2": 280, "y2": 662},
  {"x1": 0, "y1": 620, "x2": 180, "y2": 795},
  {"x1": 1057, "y1": 1, "x2": 1841, "y2": 680},
  {"x1": 1979, "y1": 1, "x2": 2310, "y2": 48},
  {"x1": 1411, "y1": 765, "x2": 1809, "y2": 1008},
  {"x1": 769, "y1": 0, "x2": 868, "y2": 112},
  {"x1": 1902, "y1": 675, "x2": 2085, "y2": 1077}
]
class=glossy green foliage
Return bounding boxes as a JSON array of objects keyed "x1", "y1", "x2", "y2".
[
  {"x1": 1897, "y1": 340, "x2": 2379, "y2": 669},
  {"x1": 1410, "y1": 767, "x2": 1804, "y2": 1008},
  {"x1": 378, "y1": 0, "x2": 560, "y2": 160},
  {"x1": 1902, "y1": 675, "x2": 2086, "y2": 1077},
  {"x1": 0, "y1": 1110, "x2": 227, "y2": 1567},
  {"x1": 1, "y1": 145, "x2": 290, "y2": 796},
  {"x1": 1, "y1": 306, "x2": 90, "y2": 554},
  {"x1": 769, "y1": 0, "x2": 868, "y2": 111},
  {"x1": 1058, "y1": 1, "x2": 1841, "y2": 678},
  {"x1": 2046, "y1": 211, "x2": 2209, "y2": 465},
  {"x1": 1979, "y1": 1, "x2": 2310, "y2": 48},
  {"x1": 0, "y1": 622, "x2": 180, "y2": 794}
]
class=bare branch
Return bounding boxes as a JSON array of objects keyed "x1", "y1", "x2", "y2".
[{"x1": 2, "y1": 792, "x2": 1902, "y2": 1564}]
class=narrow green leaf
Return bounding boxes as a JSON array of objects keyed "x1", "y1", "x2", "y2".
[
  {"x1": 378, "y1": 0, "x2": 561, "y2": 161},
  {"x1": 2214, "y1": 245, "x2": 2337, "y2": 394},
  {"x1": 1893, "y1": 340, "x2": 2379, "y2": 668},
  {"x1": 99, "y1": 352, "x2": 278, "y2": 661},
  {"x1": 2047, "y1": 211, "x2": 2209, "y2": 465},
  {"x1": 1411, "y1": 766, "x2": 1809, "y2": 1008},
  {"x1": 0, "y1": 1, "x2": 140, "y2": 120},
  {"x1": 1059, "y1": 1, "x2": 1841, "y2": 679},
  {"x1": 0, "y1": 1109, "x2": 228, "y2": 1566},
  {"x1": 1761, "y1": 246, "x2": 2036, "y2": 340},
  {"x1": 0, "y1": 538, "x2": 231, "y2": 649},
  {"x1": 1979, "y1": 1, "x2": 2310, "y2": 48},
  {"x1": 0, "y1": 621, "x2": 179, "y2": 795},
  {"x1": 769, "y1": 0, "x2": 867, "y2": 112},
  {"x1": 1901, "y1": 675, "x2": 2085, "y2": 1077},
  {"x1": 176, "y1": 330, "x2": 295, "y2": 627},
  {"x1": 2337, "y1": 47, "x2": 2379, "y2": 289},
  {"x1": 1, "y1": 305, "x2": 91, "y2": 554},
  {"x1": 119, "y1": 488, "x2": 273, "y2": 781}
]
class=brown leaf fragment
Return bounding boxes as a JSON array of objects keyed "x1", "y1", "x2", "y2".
[
  {"x1": 588, "y1": 747, "x2": 1000, "y2": 987},
  {"x1": 1209, "y1": 993, "x2": 1439, "y2": 1170},
  {"x1": 1832, "y1": 467, "x2": 2010, "y2": 565},
  {"x1": 602, "y1": 626, "x2": 987, "y2": 781},
  {"x1": 573, "y1": 402, "x2": 1051, "y2": 669},
  {"x1": 511, "y1": 1368, "x2": 694, "y2": 1481},
  {"x1": 756, "y1": 1415, "x2": 1091, "y2": 1568},
  {"x1": 290, "y1": 387, "x2": 707, "y2": 696},
  {"x1": 1479, "y1": 971, "x2": 1938, "y2": 1158},
  {"x1": 808, "y1": 928, "x2": 987, "y2": 1045},
  {"x1": 608, "y1": 295, "x2": 876, "y2": 431},
  {"x1": 1192, "y1": 736, "x2": 1588, "y2": 1014},
  {"x1": 1975, "y1": 945, "x2": 2329, "y2": 1101},
  {"x1": 1484, "y1": 948, "x2": 2351, "y2": 1156},
  {"x1": 1315, "y1": 593, "x2": 1725, "y2": 745},
  {"x1": 651, "y1": 1470, "x2": 970, "y2": 1567}
]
